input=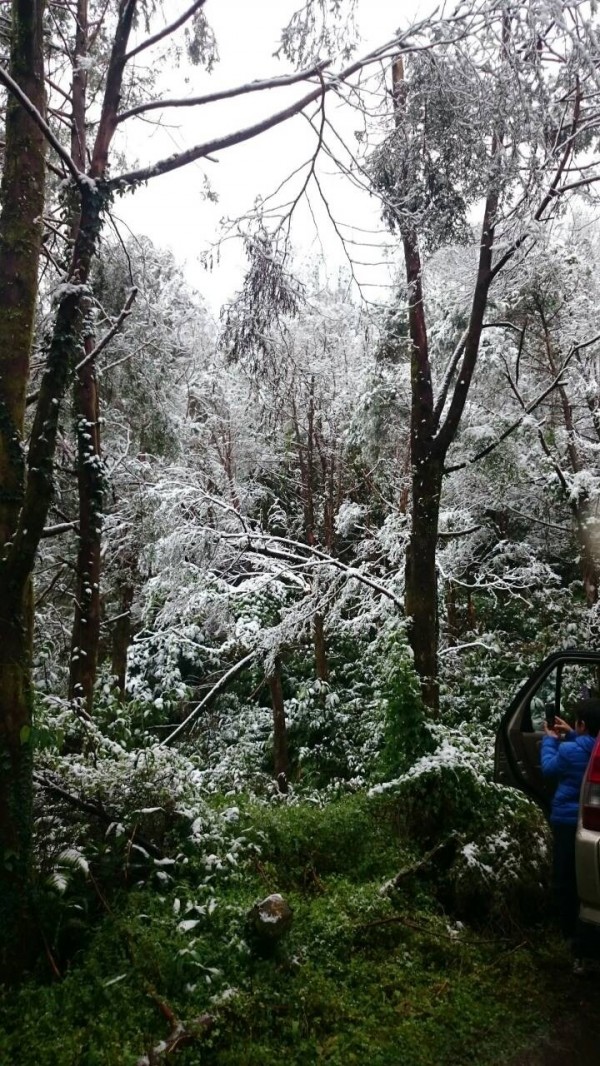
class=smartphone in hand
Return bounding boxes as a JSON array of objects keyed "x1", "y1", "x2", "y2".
[{"x1": 544, "y1": 705, "x2": 555, "y2": 730}]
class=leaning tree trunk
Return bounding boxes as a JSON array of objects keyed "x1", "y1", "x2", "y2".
[{"x1": 0, "y1": 0, "x2": 46, "y2": 979}]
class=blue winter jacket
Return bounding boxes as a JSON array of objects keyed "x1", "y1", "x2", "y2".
[{"x1": 540, "y1": 732, "x2": 595, "y2": 825}]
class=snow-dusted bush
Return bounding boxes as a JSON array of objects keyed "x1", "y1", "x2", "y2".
[
  {"x1": 371, "y1": 721, "x2": 549, "y2": 923},
  {"x1": 33, "y1": 697, "x2": 260, "y2": 885}
]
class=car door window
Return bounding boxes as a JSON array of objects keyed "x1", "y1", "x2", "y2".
[
  {"x1": 558, "y1": 663, "x2": 599, "y2": 719},
  {"x1": 528, "y1": 670, "x2": 557, "y2": 732},
  {"x1": 525, "y1": 663, "x2": 599, "y2": 733}
]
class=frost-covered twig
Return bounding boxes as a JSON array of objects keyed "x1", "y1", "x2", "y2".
[
  {"x1": 75, "y1": 287, "x2": 138, "y2": 373},
  {"x1": 381, "y1": 834, "x2": 458, "y2": 892},
  {"x1": 117, "y1": 61, "x2": 331, "y2": 123},
  {"x1": 40, "y1": 521, "x2": 78, "y2": 539},
  {"x1": 33, "y1": 772, "x2": 162, "y2": 858},
  {"x1": 219, "y1": 531, "x2": 403, "y2": 609},
  {"x1": 26, "y1": 288, "x2": 138, "y2": 407},
  {"x1": 439, "y1": 641, "x2": 497, "y2": 657},
  {"x1": 124, "y1": 0, "x2": 208, "y2": 63}
]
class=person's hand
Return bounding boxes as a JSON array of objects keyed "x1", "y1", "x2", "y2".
[
  {"x1": 543, "y1": 721, "x2": 559, "y2": 738},
  {"x1": 553, "y1": 715, "x2": 572, "y2": 736}
]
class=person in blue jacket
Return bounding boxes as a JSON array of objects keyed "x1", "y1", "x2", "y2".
[{"x1": 541, "y1": 698, "x2": 600, "y2": 953}]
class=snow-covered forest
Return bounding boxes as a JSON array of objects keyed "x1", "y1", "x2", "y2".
[{"x1": 1, "y1": 1, "x2": 600, "y2": 1062}]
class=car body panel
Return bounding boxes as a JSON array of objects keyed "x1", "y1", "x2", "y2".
[
  {"x1": 576, "y1": 733, "x2": 600, "y2": 930},
  {"x1": 576, "y1": 825, "x2": 600, "y2": 926}
]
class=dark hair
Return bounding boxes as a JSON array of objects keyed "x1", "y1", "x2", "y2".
[{"x1": 575, "y1": 698, "x2": 600, "y2": 738}]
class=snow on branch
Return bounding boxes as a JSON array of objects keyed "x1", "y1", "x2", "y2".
[
  {"x1": 75, "y1": 287, "x2": 138, "y2": 373},
  {"x1": 116, "y1": 62, "x2": 331, "y2": 124},
  {"x1": 108, "y1": 15, "x2": 446, "y2": 189},
  {"x1": 218, "y1": 531, "x2": 403, "y2": 610},
  {"x1": 124, "y1": 0, "x2": 208, "y2": 63}
]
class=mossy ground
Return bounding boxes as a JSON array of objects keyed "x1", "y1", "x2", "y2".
[{"x1": 0, "y1": 793, "x2": 588, "y2": 1065}]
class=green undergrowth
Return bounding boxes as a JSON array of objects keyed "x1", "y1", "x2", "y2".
[{"x1": 0, "y1": 791, "x2": 575, "y2": 1065}]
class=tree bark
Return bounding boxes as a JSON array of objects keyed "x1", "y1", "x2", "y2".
[
  {"x1": 67, "y1": 0, "x2": 104, "y2": 713},
  {"x1": 313, "y1": 612, "x2": 329, "y2": 682},
  {"x1": 399, "y1": 220, "x2": 438, "y2": 710},
  {"x1": 575, "y1": 504, "x2": 599, "y2": 607},
  {"x1": 390, "y1": 52, "x2": 503, "y2": 713},
  {"x1": 0, "y1": 0, "x2": 46, "y2": 979},
  {"x1": 404, "y1": 457, "x2": 443, "y2": 710}
]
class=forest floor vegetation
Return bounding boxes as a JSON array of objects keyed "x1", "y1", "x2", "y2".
[
  {"x1": 3, "y1": 620, "x2": 597, "y2": 1063},
  {"x1": 0, "y1": 787, "x2": 588, "y2": 1066}
]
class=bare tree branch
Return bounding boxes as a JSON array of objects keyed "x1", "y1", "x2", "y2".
[
  {"x1": 444, "y1": 360, "x2": 570, "y2": 474},
  {"x1": 124, "y1": 0, "x2": 207, "y2": 63},
  {"x1": 219, "y1": 531, "x2": 404, "y2": 609},
  {"x1": 26, "y1": 287, "x2": 137, "y2": 407},
  {"x1": 33, "y1": 772, "x2": 162, "y2": 859},
  {"x1": 40, "y1": 521, "x2": 78, "y2": 539},
  {"x1": 116, "y1": 61, "x2": 331, "y2": 124},
  {"x1": 444, "y1": 331, "x2": 600, "y2": 474},
  {"x1": 75, "y1": 286, "x2": 138, "y2": 373},
  {"x1": 109, "y1": 24, "x2": 443, "y2": 189}
]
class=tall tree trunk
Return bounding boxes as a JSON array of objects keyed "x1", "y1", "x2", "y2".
[
  {"x1": 399, "y1": 219, "x2": 438, "y2": 711},
  {"x1": 69, "y1": 342, "x2": 103, "y2": 712},
  {"x1": 313, "y1": 612, "x2": 329, "y2": 682},
  {"x1": 0, "y1": 0, "x2": 136, "y2": 978},
  {"x1": 575, "y1": 504, "x2": 600, "y2": 607},
  {"x1": 68, "y1": 0, "x2": 103, "y2": 713},
  {"x1": 0, "y1": 0, "x2": 46, "y2": 979},
  {"x1": 111, "y1": 577, "x2": 135, "y2": 699},
  {"x1": 404, "y1": 457, "x2": 443, "y2": 711},
  {"x1": 391, "y1": 54, "x2": 501, "y2": 713},
  {"x1": 268, "y1": 658, "x2": 288, "y2": 793}
]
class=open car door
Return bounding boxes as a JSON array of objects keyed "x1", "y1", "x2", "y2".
[{"x1": 494, "y1": 648, "x2": 600, "y2": 813}]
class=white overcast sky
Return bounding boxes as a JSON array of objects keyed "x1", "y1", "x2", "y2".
[{"x1": 117, "y1": 0, "x2": 435, "y2": 311}]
